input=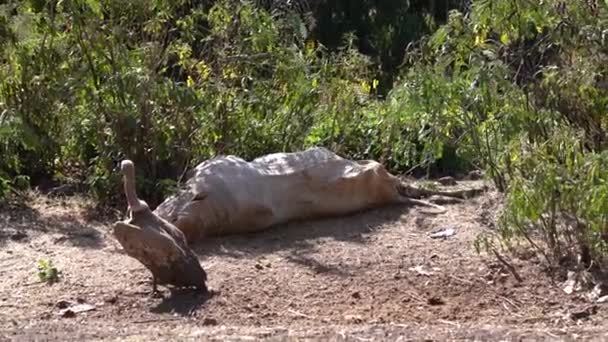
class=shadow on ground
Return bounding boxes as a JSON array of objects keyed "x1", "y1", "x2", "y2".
[
  {"x1": 284, "y1": 251, "x2": 356, "y2": 277},
  {"x1": 0, "y1": 196, "x2": 110, "y2": 249},
  {"x1": 150, "y1": 288, "x2": 217, "y2": 316},
  {"x1": 191, "y1": 204, "x2": 411, "y2": 260}
]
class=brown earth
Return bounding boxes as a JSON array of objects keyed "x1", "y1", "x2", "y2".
[{"x1": 0, "y1": 180, "x2": 607, "y2": 341}]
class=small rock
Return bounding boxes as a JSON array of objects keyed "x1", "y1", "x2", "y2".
[
  {"x1": 427, "y1": 296, "x2": 445, "y2": 306},
  {"x1": 344, "y1": 314, "x2": 363, "y2": 323},
  {"x1": 562, "y1": 271, "x2": 582, "y2": 294},
  {"x1": 351, "y1": 291, "x2": 361, "y2": 299},
  {"x1": 254, "y1": 258, "x2": 271, "y2": 269},
  {"x1": 55, "y1": 300, "x2": 71, "y2": 309},
  {"x1": 409, "y1": 265, "x2": 433, "y2": 276},
  {"x1": 104, "y1": 295, "x2": 118, "y2": 304},
  {"x1": 10, "y1": 231, "x2": 27, "y2": 241},
  {"x1": 70, "y1": 303, "x2": 96, "y2": 313},
  {"x1": 57, "y1": 303, "x2": 96, "y2": 318},
  {"x1": 203, "y1": 317, "x2": 218, "y2": 326},
  {"x1": 568, "y1": 305, "x2": 597, "y2": 320},
  {"x1": 597, "y1": 296, "x2": 608, "y2": 303},
  {"x1": 587, "y1": 283, "x2": 607, "y2": 301},
  {"x1": 467, "y1": 170, "x2": 484, "y2": 180},
  {"x1": 437, "y1": 176, "x2": 457, "y2": 186},
  {"x1": 429, "y1": 228, "x2": 456, "y2": 239},
  {"x1": 60, "y1": 309, "x2": 76, "y2": 318}
]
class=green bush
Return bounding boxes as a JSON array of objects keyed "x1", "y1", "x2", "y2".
[
  {"x1": 0, "y1": 0, "x2": 461, "y2": 204},
  {"x1": 499, "y1": 130, "x2": 608, "y2": 264},
  {"x1": 412, "y1": 0, "x2": 608, "y2": 265},
  {"x1": 1, "y1": 0, "x2": 607, "y2": 268}
]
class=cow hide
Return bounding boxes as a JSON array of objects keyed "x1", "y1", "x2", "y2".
[{"x1": 153, "y1": 147, "x2": 443, "y2": 242}]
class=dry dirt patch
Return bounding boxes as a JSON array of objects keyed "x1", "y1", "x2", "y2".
[{"x1": 0, "y1": 181, "x2": 606, "y2": 340}]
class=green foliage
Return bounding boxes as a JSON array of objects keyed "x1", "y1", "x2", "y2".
[
  {"x1": 1, "y1": 0, "x2": 458, "y2": 204},
  {"x1": 311, "y1": 0, "x2": 466, "y2": 94},
  {"x1": 411, "y1": 0, "x2": 608, "y2": 264},
  {"x1": 499, "y1": 130, "x2": 608, "y2": 263},
  {"x1": 37, "y1": 258, "x2": 59, "y2": 284},
  {"x1": 1, "y1": 0, "x2": 327, "y2": 204},
  {"x1": 1, "y1": 0, "x2": 607, "y2": 268}
]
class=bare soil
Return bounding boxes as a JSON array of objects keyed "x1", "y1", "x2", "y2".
[{"x1": 1, "y1": 180, "x2": 607, "y2": 341}]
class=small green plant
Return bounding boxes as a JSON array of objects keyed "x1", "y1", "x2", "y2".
[
  {"x1": 37, "y1": 258, "x2": 59, "y2": 284},
  {"x1": 473, "y1": 232, "x2": 496, "y2": 255}
]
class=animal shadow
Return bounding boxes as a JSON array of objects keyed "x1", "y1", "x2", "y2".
[
  {"x1": 0, "y1": 199, "x2": 107, "y2": 249},
  {"x1": 150, "y1": 288, "x2": 216, "y2": 316},
  {"x1": 193, "y1": 204, "x2": 410, "y2": 259}
]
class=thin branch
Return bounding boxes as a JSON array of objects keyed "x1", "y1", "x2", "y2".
[
  {"x1": 132, "y1": 318, "x2": 182, "y2": 324},
  {"x1": 492, "y1": 248, "x2": 523, "y2": 283}
]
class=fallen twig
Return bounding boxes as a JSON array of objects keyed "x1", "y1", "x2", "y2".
[
  {"x1": 502, "y1": 302, "x2": 514, "y2": 314},
  {"x1": 132, "y1": 317, "x2": 182, "y2": 324},
  {"x1": 22, "y1": 281, "x2": 44, "y2": 287},
  {"x1": 287, "y1": 308, "x2": 315, "y2": 320},
  {"x1": 437, "y1": 319, "x2": 458, "y2": 326},
  {"x1": 492, "y1": 249, "x2": 523, "y2": 283},
  {"x1": 497, "y1": 295, "x2": 521, "y2": 310},
  {"x1": 448, "y1": 274, "x2": 474, "y2": 285},
  {"x1": 405, "y1": 291, "x2": 427, "y2": 304}
]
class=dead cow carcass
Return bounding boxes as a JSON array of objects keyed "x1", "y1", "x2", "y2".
[
  {"x1": 112, "y1": 147, "x2": 449, "y2": 291},
  {"x1": 153, "y1": 147, "x2": 446, "y2": 242}
]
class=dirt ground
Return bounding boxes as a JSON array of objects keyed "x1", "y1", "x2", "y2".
[{"x1": 1, "y1": 180, "x2": 607, "y2": 341}]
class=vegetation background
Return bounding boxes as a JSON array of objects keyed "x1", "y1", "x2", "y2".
[{"x1": 0, "y1": 0, "x2": 607, "y2": 268}]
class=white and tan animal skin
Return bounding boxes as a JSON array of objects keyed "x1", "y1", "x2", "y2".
[{"x1": 146, "y1": 147, "x2": 447, "y2": 243}]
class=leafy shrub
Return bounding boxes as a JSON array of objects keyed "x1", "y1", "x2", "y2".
[
  {"x1": 37, "y1": 258, "x2": 59, "y2": 284},
  {"x1": 412, "y1": 0, "x2": 608, "y2": 265},
  {"x1": 499, "y1": 130, "x2": 608, "y2": 264},
  {"x1": 1, "y1": 0, "x2": 607, "y2": 269},
  {"x1": 1, "y1": 0, "x2": 461, "y2": 203}
]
